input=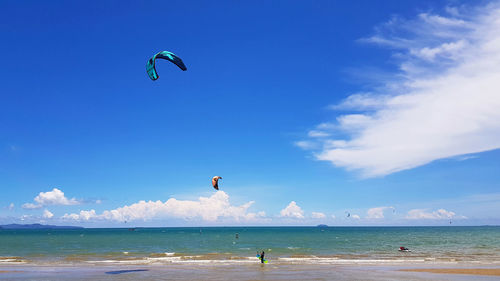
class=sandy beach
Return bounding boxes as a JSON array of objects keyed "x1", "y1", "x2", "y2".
[
  {"x1": 1, "y1": 264, "x2": 500, "y2": 281},
  {"x1": 400, "y1": 268, "x2": 500, "y2": 276}
]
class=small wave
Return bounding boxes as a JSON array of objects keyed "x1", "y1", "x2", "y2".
[
  {"x1": 149, "y1": 252, "x2": 176, "y2": 258},
  {"x1": 0, "y1": 257, "x2": 25, "y2": 264},
  {"x1": 86, "y1": 256, "x2": 259, "y2": 265}
]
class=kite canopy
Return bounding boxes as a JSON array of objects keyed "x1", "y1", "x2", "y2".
[
  {"x1": 146, "y1": 51, "x2": 187, "y2": 81},
  {"x1": 212, "y1": 176, "x2": 222, "y2": 190}
]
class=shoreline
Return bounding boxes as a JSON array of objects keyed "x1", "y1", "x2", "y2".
[{"x1": 3, "y1": 257, "x2": 500, "y2": 266}]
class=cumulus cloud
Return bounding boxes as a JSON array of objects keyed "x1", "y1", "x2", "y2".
[
  {"x1": 366, "y1": 206, "x2": 394, "y2": 219},
  {"x1": 62, "y1": 191, "x2": 265, "y2": 223},
  {"x1": 7, "y1": 203, "x2": 14, "y2": 210},
  {"x1": 351, "y1": 214, "x2": 360, "y2": 219},
  {"x1": 23, "y1": 188, "x2": 80, "y2": 209},
  {"x1": 42, "y1": 209, "x2": 54, "y2": 219},
  {"x1": 311, "y1": 212, "x2": 326, "y2": 219},
  {"x1": 279, "y1": 201, "x2": 305, "y2": 219},
  {"x1": 406, "y1": 208, "x2": 459, "y2": 219},
  {"x1": 299, "y1": 2, "x2": 500, "y2": 177}
]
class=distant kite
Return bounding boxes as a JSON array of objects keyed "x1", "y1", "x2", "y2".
[
  {"x1": 147, "y1": 51, "x2": 187, "y2": 81},
  {"x1": 212, "y1": 176, "x2": 222, "y2": 190}
]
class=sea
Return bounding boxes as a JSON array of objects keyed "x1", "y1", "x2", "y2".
[{"x1": 1, "y1": 226, "x2": 499, "y2": 266}]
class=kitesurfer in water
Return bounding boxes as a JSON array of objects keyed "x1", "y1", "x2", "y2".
[{"x1": 259, "y1": 251, "x2": 265, "y2": 263}]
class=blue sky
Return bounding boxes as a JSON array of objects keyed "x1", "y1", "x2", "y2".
[{"x1": 1, "y1": 0, "x2": 499, "y2": 226}]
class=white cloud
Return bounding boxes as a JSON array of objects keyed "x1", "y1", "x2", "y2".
[
  {"x1": 279, "y1": 201, "x2": 305, "y2": 219},
  {"x1": 62, "y1": 213, "x2": 80, "y2": 220},
  {"x1": 410, "y1": 40, "x2": 467, "y2": 61},
  {"x1": 366, "y1": 206, "x2": 394, "y2": 219},
  {"x1": 23, "y1": 188, "x2": 80, "y2": 209},
  {"x1": 294, "y1": 140, "x2": 318, "y2": 150},
  {"x1": 329, "y1": 93, "x2": 390, "y2": 111},
  {"x1": 8, "y1": 203, "x2": 14, "y2": 210},
  {"x1": 42, "y1": 209, "x2": 54, "y2": 219},
  {"x1": 351, "y1": 214, "x2": 360, "y2": 219},
  {"x1": 331, "y1": 214, "x2": 336, "y2": 219},
  {"x1": 62, "y1": 191, "x2": 265, "y2": 223},
  {"x1": 22, "y1": 203, "x2": 42, "y2": 210},
  {"x1": 20, "y1": 215, "x2": 31, "y2": 221},
  {"x1": 35, "y1": 188, "x2": 79, "y2": 205},
  {"x1": 418, "y1": 13, "x2": 466, "y2": 27},
  {"x1": 308, "y1": 130, "x2": 330, "y2": 138},
  {"x1": 311, "y1": 212, "x2": 326, "y2": 219},
  {"x1": 299, "y1": 3, "x2": 500, "y2": 177},
  {"x1": 406, "y1": 208, "x2": 457, "y2": 219}
]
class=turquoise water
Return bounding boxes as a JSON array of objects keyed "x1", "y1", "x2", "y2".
[{"x1": 1, "y1": 226, "x2": 499, "y2": 265}]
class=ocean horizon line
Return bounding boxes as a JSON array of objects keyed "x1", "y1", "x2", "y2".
[{"x1": 2, "y1": 224, "x2": 499, "y2": 229}]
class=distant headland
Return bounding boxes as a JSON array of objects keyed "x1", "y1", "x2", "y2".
[{"x1": 0, "y1": 224, "x2": 83, "y2": 229}]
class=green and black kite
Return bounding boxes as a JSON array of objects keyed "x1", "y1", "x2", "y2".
[{"x1": 147, "y1": 51, "x2": 187, "y2": 81}]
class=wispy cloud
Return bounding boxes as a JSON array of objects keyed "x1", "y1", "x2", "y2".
[
  {"x1": 298, "y1": 2, "x2": 500, "y2": 177},
  {"x1": 406, "y1": 208, "x2": 462, "y2": 220},
  {"x1": 22, "y1": 188, "x2": 80, "y2": 209},
  {"x1": 311, "y1": 212, "x2": 326, "y2": 219}
]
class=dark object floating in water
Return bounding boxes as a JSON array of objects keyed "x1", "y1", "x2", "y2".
[
  {"x1": 106, "y1": 269, "x2": 149, "y2": 275},
  {"x1": 317, "y1": 224, "x2": 328, "y2": 227},
  {"x1": 399, "y1": 247, "x2": 411, "y2": 252}
]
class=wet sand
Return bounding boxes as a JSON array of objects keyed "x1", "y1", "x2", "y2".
[
  {"x1": 400, "y1": 268, "x2": 500, "y2": 276},
  {"x1": 1, "y1": 264, "x2": 500, "y2": 281}
]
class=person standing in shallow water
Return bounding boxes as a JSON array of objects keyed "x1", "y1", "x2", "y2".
[{"x1": 260, "y1": 251, "x2": 265, "y2": 263}]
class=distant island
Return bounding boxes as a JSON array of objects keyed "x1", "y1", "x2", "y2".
[
  {"x1": 0, "y1": 223, "x2": 83, "y2": 229},
  {"x1": 317, "y1": 224, "x2": 328, "y2": 227}
]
